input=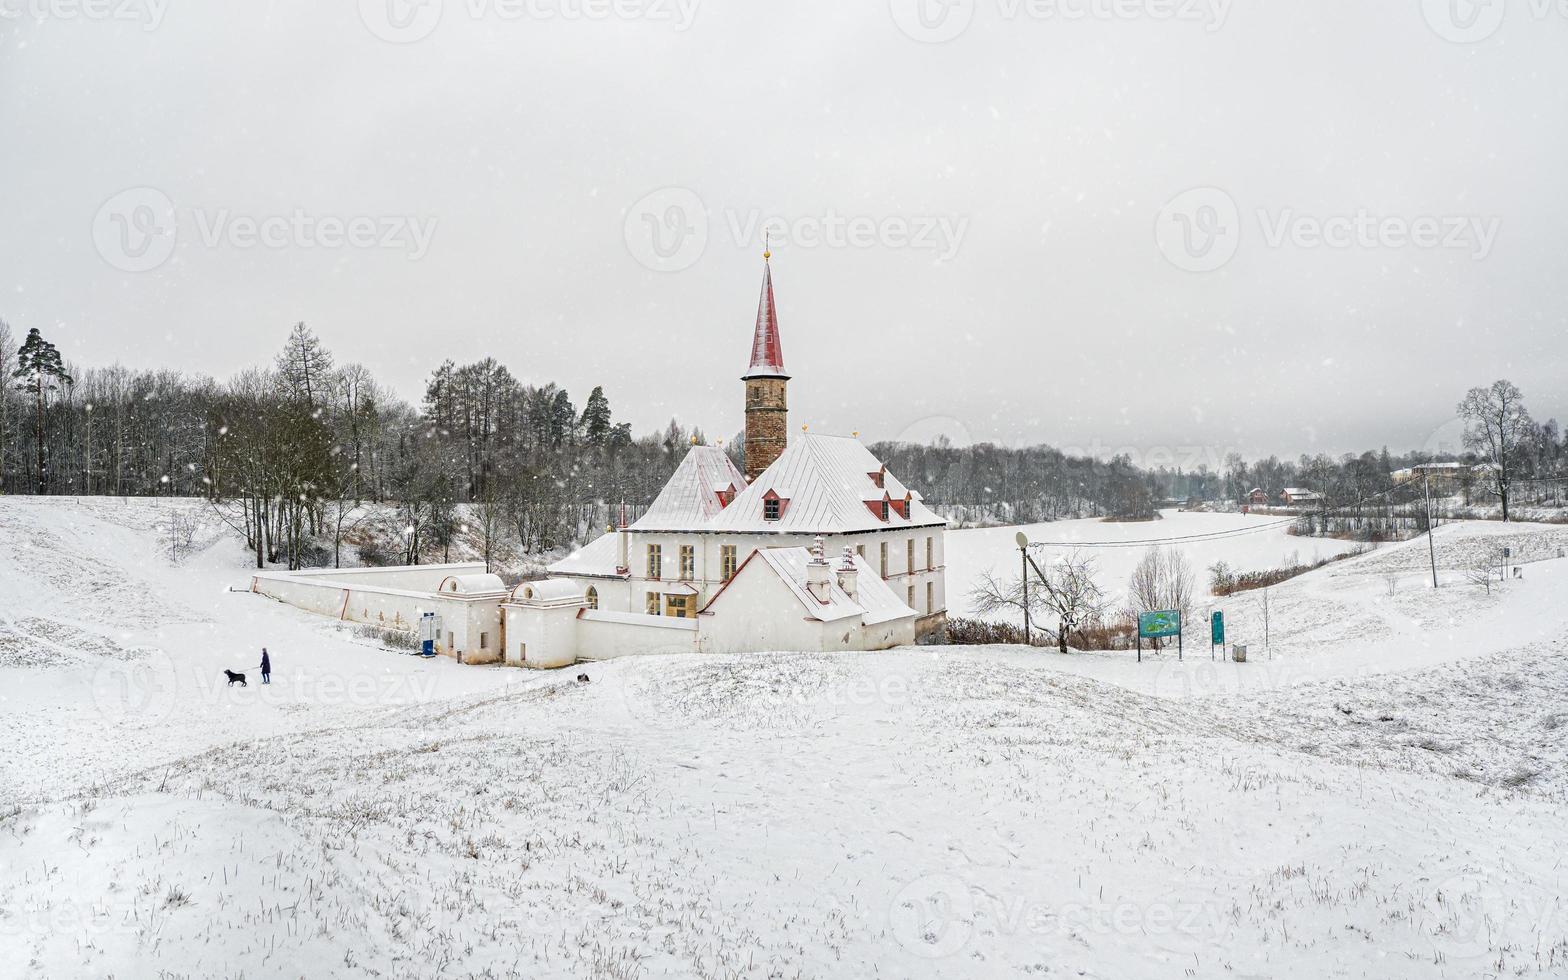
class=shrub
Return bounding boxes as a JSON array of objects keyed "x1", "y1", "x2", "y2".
[
  {"x1": 944, "y1": 617, "x2": 1031, "y2": 646},
  {"x1": 355, "y1": 624, "x2": 419, "y2": 651}
]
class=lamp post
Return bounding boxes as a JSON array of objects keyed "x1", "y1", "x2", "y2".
[{"x1": 1016, "y1": 531, "x2": 1031, "y2": 642}]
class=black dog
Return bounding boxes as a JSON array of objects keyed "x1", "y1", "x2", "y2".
[
  {"x1": 224, "y1": 669, "x2": 248, "y2": 687},
  {"x1": 576, "y1": 673, "x2": 590, "y2": 684}
]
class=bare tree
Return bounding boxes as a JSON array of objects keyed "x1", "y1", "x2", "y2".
[
  {"x1": 1465, "y1": 552, "x2": 1500, "y2": 593},
  {"x1": 970, "y1": 549, "x2": 1106, "y2": 652},
  {"x1": 1458, "y1": 380, "x2": 1532, "y2": 522},
  {"x1": 0, "y1": 318, "x2": 12, "y2": 493},
  {"x1": 1031, "y1": 549, "x2": 1107, "y2": 653},
  {"x1": 968, "y1": 568, "x2": 1046, "y2": 643}
]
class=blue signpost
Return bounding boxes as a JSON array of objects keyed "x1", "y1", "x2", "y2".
[
  {"x1": 1210, "y1": 611, "x2": 1225, "y2": 659},
  {"x1": 1137, "y1": 609, "x2": 1182, "y2": 662}
]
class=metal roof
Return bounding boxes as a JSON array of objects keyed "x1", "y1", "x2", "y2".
[
  {"x1": 747, "y1": 547, "x2": 916, "y2": 626},
  {"x1": 742, "y1": 257, "x2": 788, "y2": 380},
  {"x1": 708, "y1": 433, "x2": 947, "y2": 534},
  {"x1": 630, "y1": 445, "x2": 748, "y2": 532}
]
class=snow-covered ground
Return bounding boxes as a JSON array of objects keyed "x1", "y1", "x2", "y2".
[
  {"x1": 3, "y1": 497, "x2": 1566, "y2": 979},
  {"x1": 945, "y1": 509, "x2": 1369, "y2": 618}
]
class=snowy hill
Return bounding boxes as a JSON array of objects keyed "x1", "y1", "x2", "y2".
[{"x1": 2, "y1": 498, "x2": 1566, "y2": 978}]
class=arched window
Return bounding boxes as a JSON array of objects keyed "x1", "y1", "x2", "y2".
[{"x1": 585, "y1": 586, "x2": 599, "y2": 610}]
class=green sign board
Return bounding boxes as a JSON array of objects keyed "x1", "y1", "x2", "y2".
[
  {"x1": 1211, "y1": 611, "x2": 1225, "y2": 645},
  {"x1": 1138, "y1": 610, "x2": 1182, "y2": 639}
]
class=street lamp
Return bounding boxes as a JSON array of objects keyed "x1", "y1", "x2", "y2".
[{"x1": 1016, "y1": 531, "x2": 1031, "y2": 641}]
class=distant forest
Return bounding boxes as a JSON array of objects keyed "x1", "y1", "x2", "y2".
[{"x1": 3, "y1": 318, "x2": 1565, "y2": 568}]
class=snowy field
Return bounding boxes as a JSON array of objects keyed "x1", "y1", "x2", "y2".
[
  {"x1": 3, "y1": 497, "x2": 1567, "y2": 979},
  {"x1": 945, "y1": 509, "x2": 1369, "y2": 618}
]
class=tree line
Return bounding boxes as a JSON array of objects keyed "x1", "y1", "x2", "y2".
[
  {"x1": 3, "y1": 313, "x2": 1563, "y2": 564},
  {"x1": 0, "y1": 319, "x2": 706, "y2": 568}
]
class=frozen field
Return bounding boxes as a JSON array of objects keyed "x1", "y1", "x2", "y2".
[
  {"x1": 945, "y1": 509, "x2": 1370, "y2": 618},
  {"x1": 2, "y1": 497, "x2": 1566, "y2": 979}
]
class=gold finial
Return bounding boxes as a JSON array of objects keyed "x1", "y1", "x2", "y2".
[
  {"x1": 690, "y1": 435, "x2": 699, "y2": 445},
  {"x1": 853, "y1": 431, "x2": 860, "y2": 438},
  {"x1": 802, "y1": 424, "x2": 809, "y2": 432},
  {"x1": 763, "y1": 229, "x2": 771, "y2": 261}
]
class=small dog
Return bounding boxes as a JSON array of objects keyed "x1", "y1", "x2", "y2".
[
  {"x1": 576, "y1": 673, "x2": 590, "y2": 684},
  {"x1": 224, "y1": 669, "x2": 248, "y2": 687}
]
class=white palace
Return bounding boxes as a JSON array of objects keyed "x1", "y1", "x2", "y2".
[{"x1": 252, "y1": 255, "x2": 948, "y2": 667}]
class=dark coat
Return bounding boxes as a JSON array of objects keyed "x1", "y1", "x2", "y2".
[{"x1": 260, "y1": 651, "x2": 271, "y2": 673}]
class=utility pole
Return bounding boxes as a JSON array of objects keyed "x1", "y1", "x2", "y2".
[{"x1": 1423, "y1": 469, "x2": 1438, "y2": 589}]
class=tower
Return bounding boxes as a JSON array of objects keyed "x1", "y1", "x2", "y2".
[{"x1": 742, "y1": 247, "x2": 789, "y2": 482}]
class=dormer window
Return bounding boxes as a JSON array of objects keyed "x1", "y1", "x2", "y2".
[
  {"x1": 763, "y1": 488, "x2": 790, "y2": 522},
  {"x1": 868, "y1": 468, "x2": 885, "y2": 489},
  {"x1": 879, "y1": 499, "x2": 889, "y2": 521}
]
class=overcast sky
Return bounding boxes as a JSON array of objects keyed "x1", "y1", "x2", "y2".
[{"x1": 2, "y1": 0, "x2": 1564, "y2": 467}]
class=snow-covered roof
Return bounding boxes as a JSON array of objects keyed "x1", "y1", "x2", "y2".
[
  {"x1": 710, "y1": 546, "x2": 916, "y2": 626},
  {"x1": 630, "y1": 445, "x2": 748, "y2": 532},
  {"x1": 508, "y1": 579, "x2": 586, "y2": 605},
  {"x1": 708, "y1": 434, "x2": 946, "y2": 535},
  {"x1": 1282, "y1": 488, "x2": 1317, "y2": 496},
  {"x1": 547, "y1": 532, "x2": 624, "y2": 579},
  {"x1": 438, "y1": 573, "x2": 508, "y2": 595}
]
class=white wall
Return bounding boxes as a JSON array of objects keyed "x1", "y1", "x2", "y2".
[
  {"x1": 252, "y1": 565, "x2": 500, "y2": 661},
  {"x1": 576, "y1": 610, "x2": 698, "y2": 660},
  {"x1": 598, "y1": 526, "x2": 946, "y2": 619},
  {"x1": 502, "y1": 604, "x2": 581, "y2": 669}
]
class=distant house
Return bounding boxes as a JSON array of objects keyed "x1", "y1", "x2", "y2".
[
  {"x1": 1392, "y1": 461, "x2": 1487, "y2": 495},
  {"x1": 1247, "y1": 488, "x2": 1269, "y2": 506},
  {"x1": 1281, "y1": 487, "x2": 1322, "y2": 506}
]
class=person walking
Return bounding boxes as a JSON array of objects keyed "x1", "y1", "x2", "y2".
[{"x1": 259, "y1": 647, "x2": 272, "y2": 685}]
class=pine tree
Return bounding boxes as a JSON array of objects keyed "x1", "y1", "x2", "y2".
[
  {"x1": 12, "y1": 327, "x2": 74, "y2": 494},
  {"x1": 274, "y1": 322, "x2": 335, "y2": 410},
  {"x1": 580, "y1": 385, "x2": 613, "y2": 447}
]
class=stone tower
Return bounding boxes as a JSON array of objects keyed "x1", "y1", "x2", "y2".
[{"x1": 742, "y1": 250, "x2": 789, "y2": 482}]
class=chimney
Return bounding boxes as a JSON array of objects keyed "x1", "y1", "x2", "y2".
[
  {"x1": 806, "y1": 536, "x2": 832, "y2": 604},
  {"x1": 615, "y1": 501, "x2": 630, "y2": 574},
  {"x1": 836, "y1": 546, "x2": 859, "y2": 601},
  {"x1": 742, "y1": 249, "x2": 790, "y2": 482}
]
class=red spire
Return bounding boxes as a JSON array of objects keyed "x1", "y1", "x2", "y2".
[{"x1": 743, "y1": 250, "x2": 789, "y2": 380}]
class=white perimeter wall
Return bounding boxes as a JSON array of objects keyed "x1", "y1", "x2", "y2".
[{"x1": 252, "y1": 563, "x2": 501, "y2": 660}]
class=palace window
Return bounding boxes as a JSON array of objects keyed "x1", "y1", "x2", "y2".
[
  {"x1": 926, "y1": 536, "x2": 934, "y2": 570},
  {"x1": 721, "y1": 545, "x2": 738, "y2": 582},
  {"x1": 646, "y1": 591, "x2": 661, "y2": 615},
  {"x1": 680, "y1": 545, "x2": 695, "y2": 581},
  {"x1": 907, "y1": 585, "x2": 916, "y2": 608},
  {"x1": 666, "y1": 594, "x2": 692, "y2": 619},
  {"x1": 585, "y1": 586, "x2": 598, "y2": 610},
  {"x1": 879, "y1": 499, "x2": 889, "y2": 522},
  {"x1": 926, "y1": 581, "x2": 935, "y2": 614},
  {"x1": 646, "y1": 544, "x2": 662, "y2": 579},
  {"x1": 880, "y1": 542, "x2": 889, "y2": 579},
  {"x1": 907, "y1": 538, "x2": 915, "y2": 575},
  {"x1": 764, "y1": 498, "x2": 781, "y2": 521}
]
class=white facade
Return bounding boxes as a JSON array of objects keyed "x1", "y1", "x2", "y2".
[{"x1": 550, "y1": 435, "x2": 949, "y2": 639}]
